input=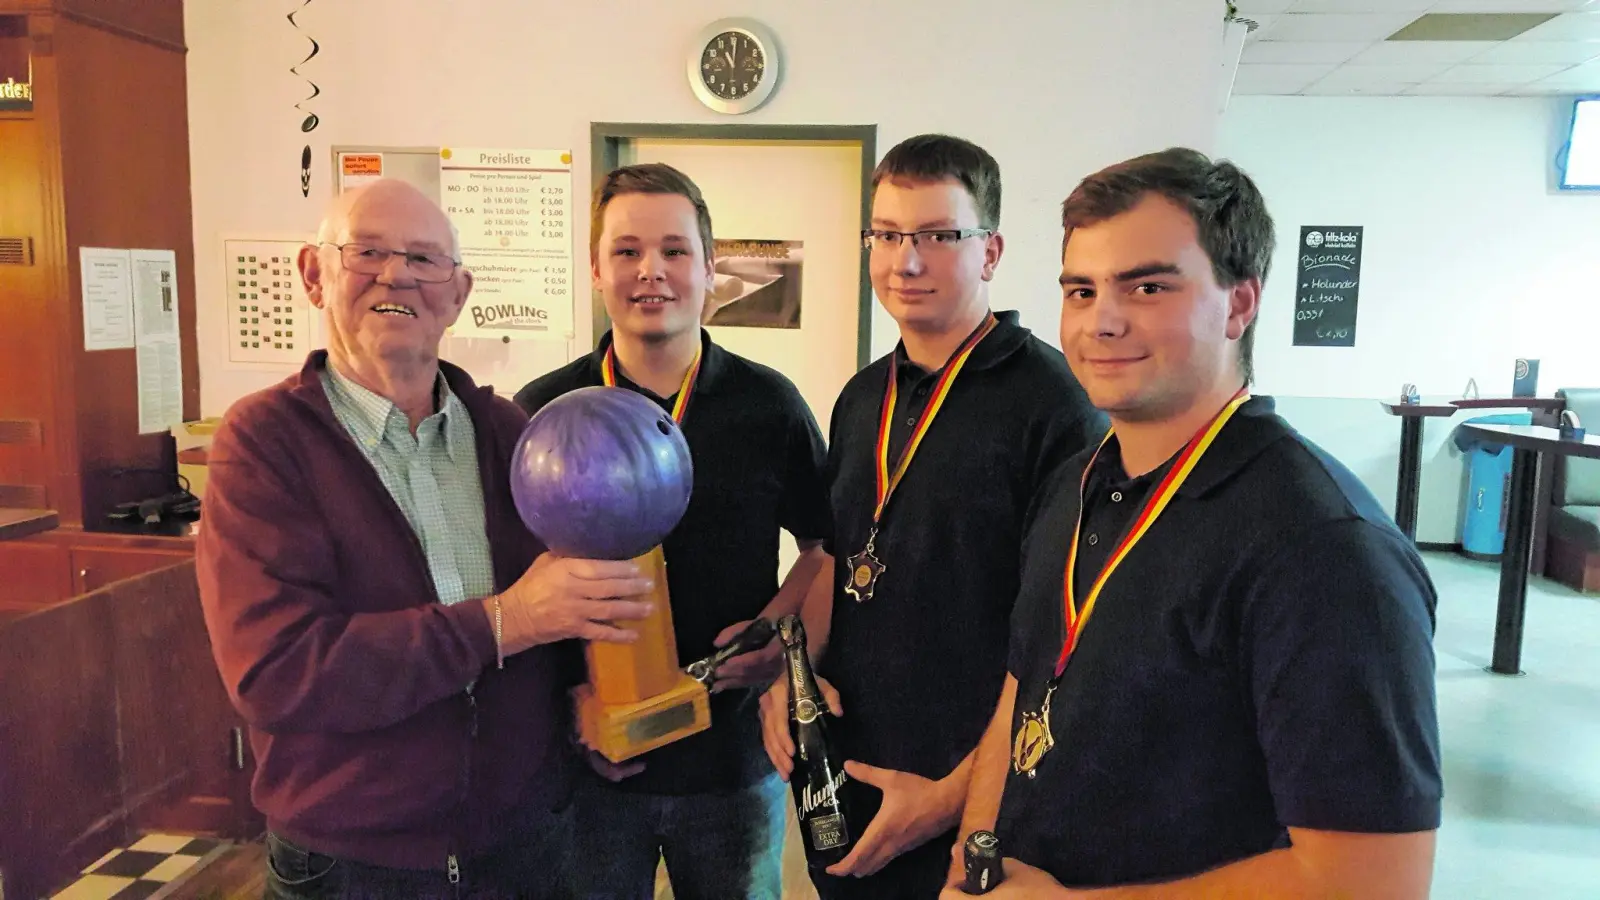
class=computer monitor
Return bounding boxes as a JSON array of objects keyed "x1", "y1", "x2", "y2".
[{"x1": 1557, "y1": 95, "x2": 1600, "y2": 192}]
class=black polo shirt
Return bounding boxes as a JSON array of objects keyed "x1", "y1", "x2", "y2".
[
  {"x1": 996, "y1": 396, "x2": 1443, "y2": 889},
  {"x1": 822, "y1": 310, "x2": 1104, "y2": 778},
  {"x1": 513, "y1": 329, "x2": 831, "y2": 796}
]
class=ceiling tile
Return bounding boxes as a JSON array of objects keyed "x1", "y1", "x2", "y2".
[
  {"x1": 1256, "y1": 13, "x2": 1424, "y2": 42},
  {"x1": 1431, "y1": 0, "x2": 1598, "y2": 11},
  {"x1": 1231, "y1": 63, "x2": 1340, "y2": 94},
  {"x1": 1290, "y1": 0, "x2": 1431, "y2": 12},
  {"x1": 1509, "y1": 80, "x2": 1596, "y2": 93},
  {"x1": 1429, "y1": 62, "x2": 1571, "y2": 82},
  {"x1": 1315, "y1": 63, "x2": 1453, "y2": 85},
  {"x1": 1404, "y1": 82, "x2": 1518, "y2": 95},
  {"x1": 1530, "y1": 58, "x2": 1600, "y2": 85},
  {"x1": 1388, "y1": 13, "x2": 1560, "y2": 40},
  {"x1": 1302, "y1": 81, "x2": 1420, "y2": 95},
  {"x1": 1513, "y1": 12, "x2": 1600, "y2": 39},
  {"x1": 1234, "y1": 0, "x2": 1297, "y2": 13},
  {"x1": 1346, "y1": 40, "x2": 1501, "y2": 64},
  {"x1": 1241, "y1": 15, "x2": 1281, "y2": 41},
  {"x1": 1470, "y1": 40, "x2": 1600, "y2": 63},
  {"x1": 1242, "y1": 40, "x2": 1372, "y2": 63}
]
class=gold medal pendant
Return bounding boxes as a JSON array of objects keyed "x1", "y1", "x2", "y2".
[
  {"x1": 844, "y1": 534, "x2": 885, "y2": 603},
  {"x1": 1011, "y1": 684, "x2": 1056, "y2": 778}
]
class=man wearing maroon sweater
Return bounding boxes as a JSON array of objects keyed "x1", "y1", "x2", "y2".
[{"x1": 197, "y1": 179, "x2": 653, "y2": 899}]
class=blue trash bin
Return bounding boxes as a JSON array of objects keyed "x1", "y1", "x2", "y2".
[{"x1": 1454, "y1": 412, "x2": 1533, "y2": 559}]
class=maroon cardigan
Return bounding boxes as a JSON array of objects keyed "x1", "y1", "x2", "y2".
[{"x1": 196, "y1": 351, "x2": 576, "y2": 870}]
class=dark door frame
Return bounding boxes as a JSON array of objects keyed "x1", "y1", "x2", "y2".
[{"x1": 589, "y1": 122, "x2": 877, "y2": 370}]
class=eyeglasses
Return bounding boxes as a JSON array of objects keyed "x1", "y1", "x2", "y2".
[
  {"x1": 324, "y1": 242, "x2": 460, "y2": 283},
  {"x1": 861, "y1": 228, "x2": 994, "y2": 252}
]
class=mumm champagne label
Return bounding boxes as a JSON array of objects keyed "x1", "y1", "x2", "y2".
[
  {"x1": 802, "y1": 768, "x2": 851, "y2": 850},
  {"x1": 800, "y1": 768, "x2": 848, "y2": 819}
]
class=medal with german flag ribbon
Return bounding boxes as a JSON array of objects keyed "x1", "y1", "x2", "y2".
[
  {"x1": 601, "y1": 342, "x2": 702, "y2": 424},
  {"x1": 845, "y1": 313, "x2": 999, "y2": 603},
  {"x1": 1012, "y1": 389, "x2": 1251, "y2": 778}
]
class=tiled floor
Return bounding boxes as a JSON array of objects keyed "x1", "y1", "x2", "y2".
[
  {"x1": 1425, "y1": 551, "x2": 1600, "y2": 900},
  {"x1": 51, "y1": 834, "x2": 227, "y2": 900}
]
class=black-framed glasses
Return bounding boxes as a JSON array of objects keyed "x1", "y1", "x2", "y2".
[
  {"x1": 323, "y1": 242, "x2": 460, "y2": 283},
  {"x1": 861, "y1": 228, "x2": 993, "y2": 251}
]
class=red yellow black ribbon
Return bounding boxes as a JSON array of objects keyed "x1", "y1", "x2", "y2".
[
  {"x1": 1055, "y1": 389, "x2": 1251, "y2": 677},
  {"x1": 602, "y1": 343, "x2": 702, "y2": 424},
  {"x1": 872, "y1": 313, "x2": 999, "y2": 524}
]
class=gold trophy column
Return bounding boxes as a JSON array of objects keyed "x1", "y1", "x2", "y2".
[{"x1": 573, "y1": 546, "x2": 711, "y2": 762}]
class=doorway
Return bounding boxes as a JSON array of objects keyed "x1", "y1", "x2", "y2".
[
  {"x1": 590, "y1": 123, "x2": 874, "y2": 900},
  {"x1": 590, "y1": 123, "x2": 876, "y2": 432}
]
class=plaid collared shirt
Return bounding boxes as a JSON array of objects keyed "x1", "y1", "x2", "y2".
[{"x1": 321, "y1": 363, "x2": 494, "y2": 607}]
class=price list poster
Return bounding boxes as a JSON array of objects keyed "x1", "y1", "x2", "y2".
[{"x1": 439, "y1": 147, "x2": 575, "y2": 341}]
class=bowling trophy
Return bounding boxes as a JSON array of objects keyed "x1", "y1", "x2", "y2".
[
  {"x1": 510, "y1": 386, "x2": 774, "y2": 763},
  {"x1": 575, "y1": 561, "x2": 779, "y2": 762},
  {"x1": 569, "y1": 544, "x2": 705, "y2": 763}
]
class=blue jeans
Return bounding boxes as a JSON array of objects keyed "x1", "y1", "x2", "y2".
[
  {"x1": 569, "y1": 771, "x2": 787, "y2": 900},
  {"x1": 263, "y1": 804, "x2": 577, "y2": 899}
]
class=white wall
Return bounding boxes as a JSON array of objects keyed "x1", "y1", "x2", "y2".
[
  {"x1": 184, "y1": 0, "x2": 1225, "y2": 414},
  {"x1": 1219, "y1": 96, "x2": 1600, "y2": 543},
  {"x1": 1222, "y1": 95, "x2": 1600, "y2": 402}
]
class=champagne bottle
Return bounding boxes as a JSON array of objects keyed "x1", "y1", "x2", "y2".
[{"x1": 778, "y1": 614, "x2": 858, "y2": 870}]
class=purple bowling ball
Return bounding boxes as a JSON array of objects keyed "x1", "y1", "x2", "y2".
[{"x1": 510, "y1": 386, "x2": 693, "y2": 561}]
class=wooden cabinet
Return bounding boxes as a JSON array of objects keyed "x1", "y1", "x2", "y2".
[
  {"x1": 71, "y1": 545, "x2": 193, "y2": 595},
  {"x1": 0, "y1": 560, "x2": 261, "y2": 900},
  {"x1": 0, "y1": 1, "x2": 198, "y2": 527},
  {"x1": 0, "y1": 528, "x2": 193, "y2": 608},
  {"x1": 0, "y1": 540, "x2": 70, "y2": 608}
]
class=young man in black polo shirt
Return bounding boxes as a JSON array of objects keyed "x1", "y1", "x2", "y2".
[
  {"x1": 943, "y1": 148, "x2": 1442, "y2": 898},
  {"x1": 758, "y1": 134, "x2": 1104, "y2": 899},
  {"x1": 514, "y1": 163, "x2": 832, "y2": 899}
]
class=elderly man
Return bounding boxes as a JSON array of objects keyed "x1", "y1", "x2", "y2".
[{"x1": 197, "y1": 178, "x2": 653, "y2": 899}]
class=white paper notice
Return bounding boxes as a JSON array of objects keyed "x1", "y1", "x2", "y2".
[
  {"x1": 130, "y1": 249, "x2": 184, "y2": 434},
  {"x1": 439, "y1": 147, "x2": 575, "y2": 341},
  {"x1": 81, "y1": 247, "x2": 134, "y2": 350}
]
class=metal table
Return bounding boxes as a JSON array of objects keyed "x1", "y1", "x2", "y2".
[{"x1": 1460, "y1": 422, "x2": 1600, "y2": 675}]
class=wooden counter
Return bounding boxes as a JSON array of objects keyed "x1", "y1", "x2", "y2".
[
  {"x1": 0, "y1": 523, "x2": 194, "y2": 609},
  {"x1": 0, "y1": 508, "x2": 57, "y2": 541}
]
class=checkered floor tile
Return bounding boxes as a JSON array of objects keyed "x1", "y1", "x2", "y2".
[{"x1": 51, "y1": 835, "x2": 226, "y2": 899}]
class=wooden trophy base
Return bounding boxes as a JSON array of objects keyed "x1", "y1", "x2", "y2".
[{"x1": 574, "y1": 672, "x2": 711, "y2": 763}]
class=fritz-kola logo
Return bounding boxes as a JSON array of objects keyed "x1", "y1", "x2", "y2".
[{"x1": 1310, "y1": 229, "x2": 1360, "y2": 247}]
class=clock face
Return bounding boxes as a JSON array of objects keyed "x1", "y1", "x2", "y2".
[{"x1": 699, "y1": 30, "x2": 766, "y2": 102}]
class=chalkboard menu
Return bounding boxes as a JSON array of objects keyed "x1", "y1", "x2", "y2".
[{"x1": 1292, "y1": 225, "x2": 1363, "y2": 348}]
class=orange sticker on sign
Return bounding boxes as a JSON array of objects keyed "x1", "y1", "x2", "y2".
[{"x1": 341, "y1": 154, "x2": 382, "y2": 176}]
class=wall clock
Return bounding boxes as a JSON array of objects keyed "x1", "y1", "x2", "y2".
[{"x1": 687, "y1": 18, "x2": 781, "y2": 115}]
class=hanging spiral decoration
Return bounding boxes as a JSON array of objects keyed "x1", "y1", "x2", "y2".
[{"x1": 288, "y1": 0, "x2": 320, "y2": 197}]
